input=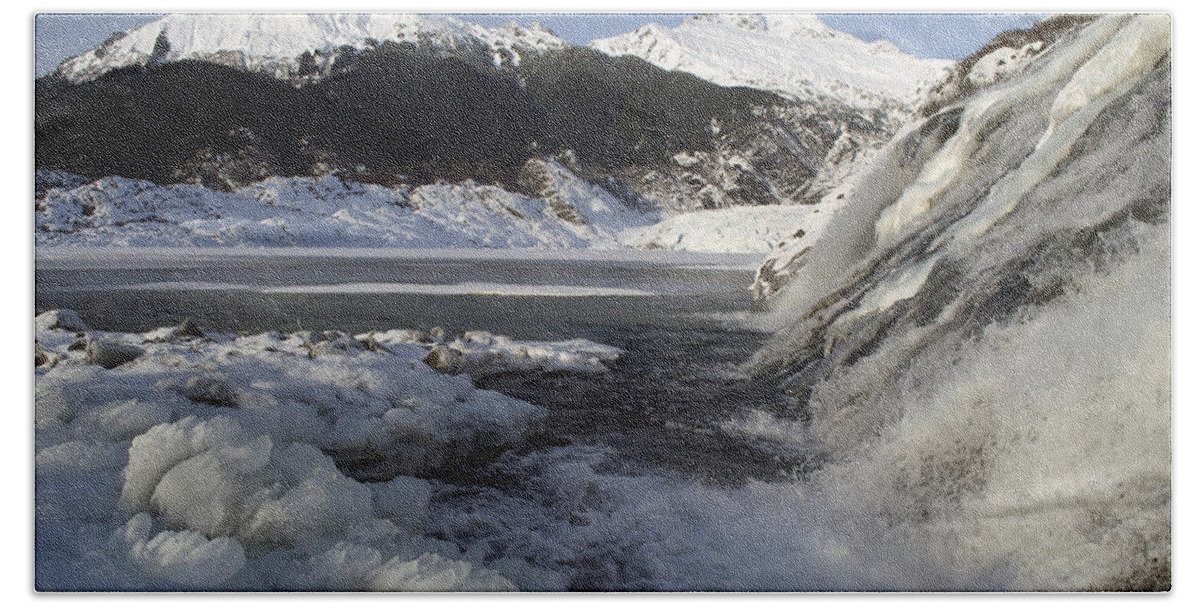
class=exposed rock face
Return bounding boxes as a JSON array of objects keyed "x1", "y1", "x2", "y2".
[{"x1": 966, "y1": 42, "x2": 1045, "y2": 87}]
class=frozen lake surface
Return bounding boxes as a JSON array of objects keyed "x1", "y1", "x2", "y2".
[{"x1": 36, "y1": 248, "x2": 762, "y2": 340}]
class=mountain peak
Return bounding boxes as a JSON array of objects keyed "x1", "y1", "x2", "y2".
[
  {"x1": 592, "y1": 13, "x2": 952, "y2": 112},
  {"x1": 690, "y1": 13, "x2": 839, "y2": 39},
  {"x1": 51, "y1": 13, "x2": 569, "y2": 83}
]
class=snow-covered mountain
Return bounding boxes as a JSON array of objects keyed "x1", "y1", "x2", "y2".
[
  {"x1": 591, "y1": 14, "x2": 953, "y2": 114},
  {"x1": 51, "y1": 13, "x2": 567, "y2": 83},
  {"x1": 38, "y1": 14, "x2": 903, "y2": 213}
]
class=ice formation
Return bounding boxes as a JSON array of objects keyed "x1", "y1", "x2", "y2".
[
  {"x1": 751, "y1": 14, "x2": 1171, "y2": 590},
  {"x1": 34, "y1": 312, "x2": 569, "y2": 590}
]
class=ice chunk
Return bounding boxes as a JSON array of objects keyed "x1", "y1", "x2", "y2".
[
  {"x1": 123, "y1": 513, "x2": 247, "y2": 588},
  {"x1": 120, "y1": 416, "x2": 247, "y2": 516},
  {"x1": 427, "y1": 332, "x2": 624, "y2": 376},
  {"x1": 35, "y1": 309, "x2": 90, "y2": 333},
  {"x1": 369, "y1": 553, "x2": 517, "y2": 592},
  {"x1": 76, "y1": 398, "x2": 174, "y2": 442}
]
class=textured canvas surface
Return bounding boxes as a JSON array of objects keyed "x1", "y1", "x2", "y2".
[{"x1": 33, "y1": 12, "x2": 1170, "y2": 592}]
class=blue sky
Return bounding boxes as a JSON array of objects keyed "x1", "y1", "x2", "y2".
[{"x1": 35, "y1": 12, "x2": 1043, "y2": 76}]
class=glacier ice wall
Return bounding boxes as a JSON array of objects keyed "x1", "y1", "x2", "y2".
[{"x1": 751, "y1": 14, "x2": 1171, "y2": 590}]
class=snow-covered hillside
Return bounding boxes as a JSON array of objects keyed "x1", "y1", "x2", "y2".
[
  {"x1": 51, "y1": 13, "x2": 567, "y2": 83},
  {"x1": 38, "y1": 159, "x2": 865, "y2": 255},
  {"x1": 36, "y1": 166, "x2": 867, "y2": 255},
  {"x1": 35, "y1": 160, "x2": 655, "y2": 249},
  {"x1": 592, "y1": 14, "x2": 952, "y2": 114}
]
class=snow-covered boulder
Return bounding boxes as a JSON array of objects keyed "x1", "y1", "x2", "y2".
[
  {"x1": 86, "y1": 339, "x2": 145, "y2": 369},
  {"x1": 422, "y1": 331, "x2": 624, "y2": 377},
  {"x1": 35, "y1": 309, "x2": 90, "y2": 333}
]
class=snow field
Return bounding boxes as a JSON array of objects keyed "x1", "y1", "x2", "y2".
[
  {"x1": 35, "y1": 161, "x2": 655, "y2": 249},
  {"x1": 37, "y1": 164, "x2": 858, "y2": 255},
  {"x1": 619, "y1": 203, "x2": 837, "y2": 254}
]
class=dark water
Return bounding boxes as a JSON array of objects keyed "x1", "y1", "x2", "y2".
[
  {"x1": 35, "y1": 249, "x2": 802, "y2": 483},
  {"x1": 477, "y1": 326, "x2": 802, "y2": 485}
]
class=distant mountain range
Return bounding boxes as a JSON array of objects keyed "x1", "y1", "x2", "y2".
[{"x1": 36, "y1": 13, "x2": 944, "y2": 213}]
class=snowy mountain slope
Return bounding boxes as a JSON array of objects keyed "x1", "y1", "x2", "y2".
[
  {"x1": 51, "y1": 13, "x2": 567, "y2": 83},
  {"x1": 747, "y1": 14, "x2": 1170, "y2": 590},
  {"x1": 35, "y1": 159, "x2": 859, "y2": 254},
  {"x1": 591, "y1": 14, "x2": 953, "y2": 114},
  {"x1": 35, "y1": 160, "x2": 655, "y2": 249}
]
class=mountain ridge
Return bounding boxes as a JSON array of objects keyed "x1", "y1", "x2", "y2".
[
  {"x1": 50, "y1": 13, "x2": 568, "y2": 84},
  {"x1": 591, "y1": 13, "x2": 953, "y2": 115},
  {"x1": 37, "y1": 21, "x2": 898, "y2": 211}
]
